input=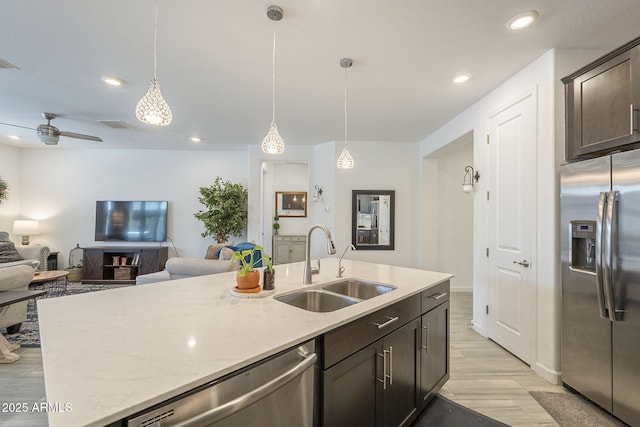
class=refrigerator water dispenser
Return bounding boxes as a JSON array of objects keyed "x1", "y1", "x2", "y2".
[{"x1": 570, "y1": 220, "x2": 596, "y2": 272}]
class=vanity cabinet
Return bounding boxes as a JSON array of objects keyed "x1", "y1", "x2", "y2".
[
  {"x1": 272, "y1": 235, "x2": 306, "y2": 264},
  {"x1": 563, "y1": 37, "x2": 640, "y2": 160},
  {"x1": 322, "y1": 281, "x2": 450, "y2": 427}
]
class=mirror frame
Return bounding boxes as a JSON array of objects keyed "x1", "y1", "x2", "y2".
[{"x1": 352, "y1": 190, "x2": 395, "y2": 250}]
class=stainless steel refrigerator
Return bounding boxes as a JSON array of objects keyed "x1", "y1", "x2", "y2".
[{"x1": 561, "y1": 149, "x2": 640, "y2": 426}]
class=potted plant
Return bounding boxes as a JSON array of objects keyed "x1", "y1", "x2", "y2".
[
  {"x1": 262, "y1": 254, "x2": 275, "y2": 290},
  {"x1": 233, "y1": 245, "x2": 266, "y2": 290},
  {"x1": 194, "y1": 177, "x2": 248, "y2": 243},
  {"x1": 273, "y1": 215, "x2": 280, "y2": 235},
  {"x1": 65, "y1": 263, "x2": 83, "y2": 283}
]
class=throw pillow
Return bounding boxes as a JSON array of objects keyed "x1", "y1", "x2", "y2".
[
  {"x1": 204, "y1": 242, "x2": 234, "y2": 260},
  {"x1": 219, "y1": 247, "x2": 235, "y2": 260},
  {"x1": 0, "y1": 241, "x2": 24, "y2": 263}
]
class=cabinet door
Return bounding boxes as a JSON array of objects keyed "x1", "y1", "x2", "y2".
[
  {"x1": 381, "y1": 319, "x2": 420, "y2": 427},
  {"x1": 290, "y1": 239, "x2": 306, "y2": 263},
  {"x1": 273, "y1": 239, "x2": 291, "y2": 264},
  {"x1": 565, "y1": 49, "x2": 639, "y2": 159},
  {"x1": 137, "y1": 250, "x2": 159, "y2": 275},
  {"x1": 82, "y1": 249, "x2": 103, "y2": 280},
  {"x1": 420, "y1": 301, "x2": 450, "y2": 408},
  {"x1": 322, "y1": 341, "x2": 379, "y2": 427}
]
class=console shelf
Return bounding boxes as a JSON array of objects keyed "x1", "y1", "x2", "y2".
[{"x1": 82, "y1": 246, "x2": 168, "y2": 284}]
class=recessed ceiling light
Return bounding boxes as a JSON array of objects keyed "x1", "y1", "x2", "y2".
[
  {"x1": 8, "y1": 135, "x2": 21, "y2": 140},
  {"x1": 506, "y1": 10, "x2": 538, "y2": 30},
  {"x1": 453, "y1": 74, "x2": 471, "y2": 84},
  {"x1": 190, "y1": 136, "x2": 202, "y2": 143},
  {"x1": 101, "y1": 75, "x2": 125, "y2": 86}
]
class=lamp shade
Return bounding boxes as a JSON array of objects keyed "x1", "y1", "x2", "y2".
[{"x1": 13, "y1": 220, "x2": 39, "y2": 235}]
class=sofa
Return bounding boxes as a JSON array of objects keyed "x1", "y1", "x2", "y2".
[
  {"x1": 0, "y1": 231, "x2": 50, "y2": 271},
  {"x1": 136, "y1": 242, "x2": 238, "y2": 285},
  {"x1": 0, "y1": 265, "x2": 35, "y2": 334}
]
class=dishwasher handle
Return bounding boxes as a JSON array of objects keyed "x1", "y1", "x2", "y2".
[{"x1": 173, "y1": 352, "x2": 317, "y2": 427}]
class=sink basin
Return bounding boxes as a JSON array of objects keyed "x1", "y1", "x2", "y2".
[
  {"x1": 322, "y1": 279, "x2": 396, "y2": 300},
  {"x1": 274, "y1": 289, "x2": 358, "y2": 313}
]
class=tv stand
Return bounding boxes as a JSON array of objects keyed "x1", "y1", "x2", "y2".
[{"x1": 82, "y1": 246, "x2": 168, "y2": 284}]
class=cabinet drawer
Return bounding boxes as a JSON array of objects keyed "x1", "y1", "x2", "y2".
[
  {"x1": 323, "y1": 294, "x2": 421, "y2": 368},
  {"x1": 291, "y1": 236, "x2": 306, "y2": 242},
  {"x1": 421, "y1": 281, "x2": 450, "y2": 313},
  {"x1": 273, "y1": 236, "x2": 289, "y2": 243}
]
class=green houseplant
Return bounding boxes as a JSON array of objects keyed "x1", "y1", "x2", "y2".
[
  {"x1": 272, "y1": 215, "x2": 280, "y2": 235},
  {"x1": 194, "y1": 177, "x2": 248, "y2": 243},
  {"x1": 0, "y1": 177, "x2": 8, "y2": 205},
  {"x1": 232, "y1": 246, "x2": 274, "y2": 290}
]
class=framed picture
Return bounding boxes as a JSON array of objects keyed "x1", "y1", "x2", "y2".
[{"x1": 276, "y1": 191, "x2": 307, "y2": 217}]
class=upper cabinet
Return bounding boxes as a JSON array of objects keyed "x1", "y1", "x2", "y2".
[{"x1": 563, "y1": 37, "x2": 640, "y2": 161}]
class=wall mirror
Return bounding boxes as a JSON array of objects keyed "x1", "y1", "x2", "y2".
[{"x1": 352, "y1": 190, "x2": 395, "y2": 250}]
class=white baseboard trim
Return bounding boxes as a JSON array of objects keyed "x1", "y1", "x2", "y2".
[
  {"x1": 532, "y1": 361, "x2": 561, "y2": 385},
  {"x1": 451, "y1": 286, "x2": 472, "y2": 293},
  {"x1": 471, "y1": 322, "x2": 487, "y2": 338}
]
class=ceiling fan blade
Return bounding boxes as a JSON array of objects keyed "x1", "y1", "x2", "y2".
[
  {"x1": 0, "y1": 121, "x2": 37, "y2": 131},
  {"x1": 58, "y1": 131, "x2": 103, "y2": 142}
]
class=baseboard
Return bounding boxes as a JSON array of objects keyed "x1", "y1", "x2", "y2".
[
  {"x1": 450, "y1": 286, "x2": 472, "y2": 293},
  {"x1": 532, "y1": 361, "x2": 561, "y2": 385},
  {"x1": 471, "y1": 322, "x2": 487, "y2": 338}
]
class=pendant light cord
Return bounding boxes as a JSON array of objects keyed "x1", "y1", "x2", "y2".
[
  {"x1": 271, "y1": 24, "x2": 277, "y2": 123},
  {"x1": 153, "y1": 0, "x2": 158, "y2": 79},
  {"x1": 344, "y1": 67, "x2": 348, "y2": 146}
]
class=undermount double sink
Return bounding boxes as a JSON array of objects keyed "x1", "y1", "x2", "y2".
[{"x1": 274, "y1": 278, "x2": 396, "y2": 313}]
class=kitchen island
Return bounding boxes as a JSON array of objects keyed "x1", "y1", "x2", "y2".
[{"x1": 38, "y1": 258, "x2": 451, "y2": 426}]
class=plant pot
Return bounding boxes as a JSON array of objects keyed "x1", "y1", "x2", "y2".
[
  {"x1": 236, "y1": 270, "x2": 260, "y2": 290},
  {"x1": 263, "y1": 269, "x2": 275, "y2": 290},
  {"x1": 65, "y1": 267, "x2": 83, "y2": 283}
]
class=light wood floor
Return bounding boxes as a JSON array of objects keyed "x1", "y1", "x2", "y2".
[{"x1": 0, "y1": 292, "x2": 565, "y2": 426}]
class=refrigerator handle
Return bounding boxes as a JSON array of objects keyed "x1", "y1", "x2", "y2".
[
  {"x1": 604, "y1": 190, "x2": 620, "y2": 322},
  {"x1": 595, "y1": 192, "x2": 609, "y2": 319}
]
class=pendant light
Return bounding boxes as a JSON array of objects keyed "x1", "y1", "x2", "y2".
[
  {"x1": 136, "y1": 0, "x2": 173, "y2": 126},
  {"x1": 337, "y1": 58, "x2": 355, "y2": 169},
  {"x1": 261, "y1": 5, "x2": 285, "y2": 154}
]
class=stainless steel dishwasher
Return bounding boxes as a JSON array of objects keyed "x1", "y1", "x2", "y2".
[{"x1": 127, "y1": 340, "x2": 317, "y2": 427}]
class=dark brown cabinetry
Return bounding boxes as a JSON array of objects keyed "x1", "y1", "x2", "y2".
[
  {"x1": 82, "y1": 246, "x2": 168, "y2": 284},
  {"x1": 563, "y1": 37, "x2": 640, "y2": 160},
  {"x1": 419, "y1": 285, "x2": 450, "y2": 408},
  {"x1": 321, "y1": 281, "x2": 450, "y2": 427}
]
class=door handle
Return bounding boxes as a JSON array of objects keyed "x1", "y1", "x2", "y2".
[{"x1": 513, "y1": 260, "x2": 530, "y2": 268}]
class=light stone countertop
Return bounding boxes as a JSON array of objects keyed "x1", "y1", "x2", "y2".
[{"x1": 38, "y1": 258, "x2": 452, "y2": 427}]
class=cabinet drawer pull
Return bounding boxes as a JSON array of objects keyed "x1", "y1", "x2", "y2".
[
  {"x1": 430, "y1": 292, "x2": 448, "y2": 300},
  {"x1": 373, "y1": 316, "x2": 399, "y2": 329},
  {"x1": 388, "y1": 346, "x2": 393, "y2": 385},
  {"x1": 631, "y1": 104, "x2": 639, "y2": 134}
]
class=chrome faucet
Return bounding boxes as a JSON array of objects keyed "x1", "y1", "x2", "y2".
[
  {"x1": 303, "y1": 224, "x2": 337, "y2": 284},
  {"x1": 337, "y1": 244, "x2": 356, "y2": 277}
]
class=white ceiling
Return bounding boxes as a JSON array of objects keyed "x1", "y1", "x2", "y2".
[{"x1": 1, "y1": 0, "x2": 639, "y2": 151}]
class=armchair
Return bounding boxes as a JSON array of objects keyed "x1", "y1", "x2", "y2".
[
  {"x1": 0, "y1": 265, "x2": 34, "y2": 334},
  {"x1": 0, "y1": 231, "x2": 50, "y2": 271}
]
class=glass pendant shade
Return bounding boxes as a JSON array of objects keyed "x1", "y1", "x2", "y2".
[
  {"x1": 262, "y1": 121, "x2": 286, "y2": 154},
  {"x1": 136, "y1": 77, "x2": 173, "y2": 126},
  {"x1": 337, "y1": 144, "x2": 355, "y2": 169}
]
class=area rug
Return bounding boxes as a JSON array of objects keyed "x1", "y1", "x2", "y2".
[
  {"x1": 530, "y1": 391, "x2": 628, "y2": 427},
  {"x1": 412, "y1": 395, "x2": 510, "y2": 427},
  {"x1": 2, "y1": 283, "x2": 132, "y2": 348}
]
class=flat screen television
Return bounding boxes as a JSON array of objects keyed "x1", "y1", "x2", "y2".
[{"x1": 95, "y1": 201, "x2": 168, "y2": 242}]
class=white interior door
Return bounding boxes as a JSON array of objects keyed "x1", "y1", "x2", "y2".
[{"x1": 487, "y1": 90, "x2": 536, "y2": 364}]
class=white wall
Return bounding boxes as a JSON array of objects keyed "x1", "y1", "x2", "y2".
[
  {"x1": 333, "y1": 141, "x2": 420, "y2": 268},
  {"x1": 432, "y1": 135, "x2": 474, "y2": 292},
  {"x1": 0, "y1": 144, "x2": 22, "y2": 228},
  {"x1": 419, "y1": 48, "x2": 605, "y2": 384},
  {"x1": 1, "y1": 147, "x2": 248, "y2": 267}
]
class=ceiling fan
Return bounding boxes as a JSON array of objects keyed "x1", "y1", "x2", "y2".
[{"x1": 0, "y1": 112, "x2": 103, "y2": 145}]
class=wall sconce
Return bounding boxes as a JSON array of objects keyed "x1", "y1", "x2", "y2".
[
  {"x1": 313, "y1": 185, "x2": 324, "y2": 202},
  {"x1": 462, "y1": 166, "x2": 480, "y2": 193},
  {"x1": 13, "y1": 220, "x2": 40, "y2": 245}
]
